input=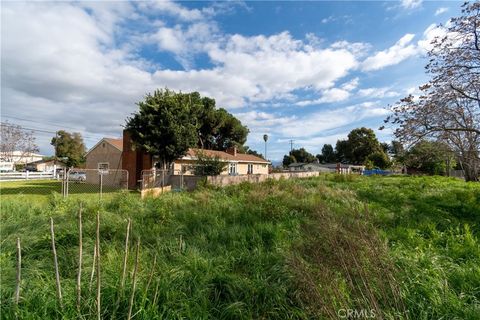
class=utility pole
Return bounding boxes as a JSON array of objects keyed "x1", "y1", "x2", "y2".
[{"x1": 289, "y1": 139, "x2": 294, "y2": 152}]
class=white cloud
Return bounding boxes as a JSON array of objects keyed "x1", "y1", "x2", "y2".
[
  {"x1": 281, "y1": 102, "x2": 388, "y2": 138},
  {"x1": 322, "y1": 16, "x2": 335, "y2": 24},
  {"x1": 296, "y1": 88, "x2": 351, "y2": 106},
  {"x1": 330, "y1": 40, "x2": 371, "y2": 57},
  {"x1": 295, "y1": 78, "x2": 358, "y2": 106},
  {"x1": 417, "y1": 23, "x2": 447, "y2": 52},
  {"x1": 435, "y1": 7, "x2": 449, "y2": 16},
  {"x1": 2, "y1": 1, "x2": 361, "y2": 125},
  {"x1": 357, "y1": 87, "x2": 400, "y2": 99},
  {"x1": 361, "y1": 33, "x2": 418, "y2": 71},
  {"x1": 341, "y1": 77, "x2": 359, "y2": 91},
  {"x1": 320, "y1": 15, "x2": 353, "y2": 25},
  {"x1": 1, "y1": 1, "x2": 398, "y2": 157},
  {"x1": 400, "y1": 0, "x2": 423, "y2": 10},
  {"x1": 137, "y1": 0, "x2": 204, "y2": 21},
  {"x1": 150, "y1": 22, "x2": 220, "y2": 69},
  {"x1": 206, "y1": 32, "x2": 358, "y2": 103}
]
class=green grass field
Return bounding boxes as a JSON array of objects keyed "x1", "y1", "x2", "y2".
[
  {"x1": 1, "y1": 175, "x2": 479, "y2": 319},
  {"x1": 0, "y1": 179, "x2": 131, "y2": 203}
]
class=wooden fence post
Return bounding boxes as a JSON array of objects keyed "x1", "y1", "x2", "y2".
[
  {"x1": 76, "y1": 205, "x2": 83, "y2": 313},
  {"x1": 50, "y1": 218, "x2": 63, "y2": 310},
  {"x1": 15, "y1": 238, "x2": 21, "y2": 305},
  {"x1": 95, "y1": 212, "x2": 101, "y2": 320}
]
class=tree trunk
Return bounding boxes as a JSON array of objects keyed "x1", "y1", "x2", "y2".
[
  {"x1": 464, "y1": 165, "x2": 479, "y2": 182},
  {"x1": 462, "y1": 156, "x2": 479, "y2": 182}
]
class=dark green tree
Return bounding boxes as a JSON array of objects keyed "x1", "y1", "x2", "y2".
[
  {"x1": 320, "y1": 144, "x2": 335, "y2": 163},
  {"x1": 282, "y1": 154, "x2": 296, "y2": 167},
  {"x1": 291, "y1": 148, "x2": 316, "y2": 163},
  {"x1": 51, "y1": 130, "x2": 86, "y2": 167},
  {"x1": 335, "y1": 140, "x2": 350, "y2": 163},
  {"x1": 404, "y1": 140, "x2": 455, "y2": 175},
  {"x1": 335, "y1": 128, "x2": 389, "y2": 165},
  {"x1": 191, "y1": 95, "x2": 248, "y2": 150},
  {"x1": 282, "y1": 148, "x2": 315, "y2": 167},
  {"x1": 366, "y1": 151, "x2": 391, "y2": 169},
  {"x1": 347, "y1": 127, "x2": 383, "y2": 164},
  {"x1": 213, "y1": 109, "x2": 248, "y2": 150},
  {"x1": 126, "y1": 89, "x2": 249, "y2": 167},
  {"x1": 126, "y1": 89, "x2": 199, "y2": 167}
]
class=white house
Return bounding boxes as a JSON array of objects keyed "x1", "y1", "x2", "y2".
[{"x1": 0, "y1": 151, "x2": 44, "y2": 164}]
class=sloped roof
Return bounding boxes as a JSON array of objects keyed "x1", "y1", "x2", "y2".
[
  {"x1": 86, "y1": 137, "x2": 123, "y2": 157},
  {"x1": 184, "y1": 148, "x2": 269, "y2": 163},
  {"x1": 104, "y1": 138, "x2": 123, "y2": 151},
  {"x1": 27, "y1": 158, "x2": 60, "y2": 165}
]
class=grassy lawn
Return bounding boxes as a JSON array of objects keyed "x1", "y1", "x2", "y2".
[
  {"x1": 0, "y1": 175, "x2": 478, "y2": 319},
  {"x1": 0, "y1": 179, "x2": 131, "y2": 203}
]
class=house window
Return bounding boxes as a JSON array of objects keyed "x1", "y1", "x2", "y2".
[
  {"x1": 229, "y1": 163, "x2": 237, "y2": 175},
  {"x1": 98, "y1": 162, "x2": 109, "y2": 173},
  {"x1": 247, "y1": 163, "x2": 253, "y2": 174}
]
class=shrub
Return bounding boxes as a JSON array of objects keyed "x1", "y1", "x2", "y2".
[{"x1": 193, "y1": 151, "x2": 228, "y2": 176}]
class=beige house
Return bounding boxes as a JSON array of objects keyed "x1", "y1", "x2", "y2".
[
  {"x1": 85, "y1": 138, "x2": 123, "y2": 170},
  {"x1": 174, "y1": 147, "x2": 269, "y2": 175},
  {"x1": 86, "y1": 136, "x2": 270, "y2": 189},
  {"x1": 85, "y1": 138, "x2": 124, "y2": 186}
]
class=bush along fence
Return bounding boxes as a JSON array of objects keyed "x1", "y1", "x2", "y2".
[{"x1": 9, "y1": 208, "x2": 153, "y2": 319}]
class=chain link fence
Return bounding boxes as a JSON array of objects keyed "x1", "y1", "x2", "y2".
[
  {"x1": 66, "y1": 168, "x2": 129, "y2": 199},
  {"x1": 141, "y1": 168, "x2": 210, "y2": 192},
  {"x1": 0, "y1": 168, "x2": 129, "y2": 201},
  {"x1": 141, "y1": 169, "x2": 183, "y2": 190}
]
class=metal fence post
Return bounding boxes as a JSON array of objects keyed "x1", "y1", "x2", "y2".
[
  {"x1": 162, "y1": 169, "x2": 165, "y2": 188},
  {"x1": 61, "y1": 168, "x2": 67, "y2": 198},
  {"x1": 180, "y1": 170, "x2": 184, "y2": 190},
  {"x1": 99, "y1": 172, "x2": 103, "y2": 200},
  {"x1": 61, "y1": 170, "x2": 63, "y2": 197},
  {"x1": 66, "y1": 168, "x2": 69, "y2": 198}
]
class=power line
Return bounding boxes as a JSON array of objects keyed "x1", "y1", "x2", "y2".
[
  {"x1": 0, "y1": 122, "x2": 110, "y2": 141},
  {"x1": 1, "y1": 115, "x2": 87, "y2": 132},
  {"x1": 1, "y1": 122, "x2": 56, "y2": 134},
  {"x1": 1, "y1": 115, "x2": 108, "y2": 139}
]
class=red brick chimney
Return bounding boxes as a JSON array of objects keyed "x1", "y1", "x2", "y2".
[
  {"x1": 122, "y1": 130, "x2": 152, "y2": 189},
  {"x1": 226, "y1": 146, "x2": 237, "y2": 157}
]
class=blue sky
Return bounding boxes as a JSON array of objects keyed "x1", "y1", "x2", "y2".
[{"x1": 1, "y1": 1, "x2": 461, "y2": 161}]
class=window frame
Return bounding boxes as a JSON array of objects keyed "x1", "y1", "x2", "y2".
[{"x1": 98, "y1": 162, "x2": 109, "y2": 173}]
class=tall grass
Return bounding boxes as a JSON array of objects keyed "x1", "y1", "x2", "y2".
[{"x1": 0, "y1": 175, "x2": 478, "y2": 319}]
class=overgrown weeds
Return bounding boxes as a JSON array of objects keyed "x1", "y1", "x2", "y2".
[{"x1": 0, "y1": 175, "x2": 478, "y2": 319}]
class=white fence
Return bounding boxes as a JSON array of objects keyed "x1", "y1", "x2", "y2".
[
  {"x1": 0, "y1": 171, "x2": 56, "y2": 181},
  {"x1": 1, "y1": 168, "x2": 129, "y2": 199}
]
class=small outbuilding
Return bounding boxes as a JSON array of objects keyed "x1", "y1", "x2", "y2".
[{"x1": 26, "y1": 159, "x2": 66, "y2": 172}]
